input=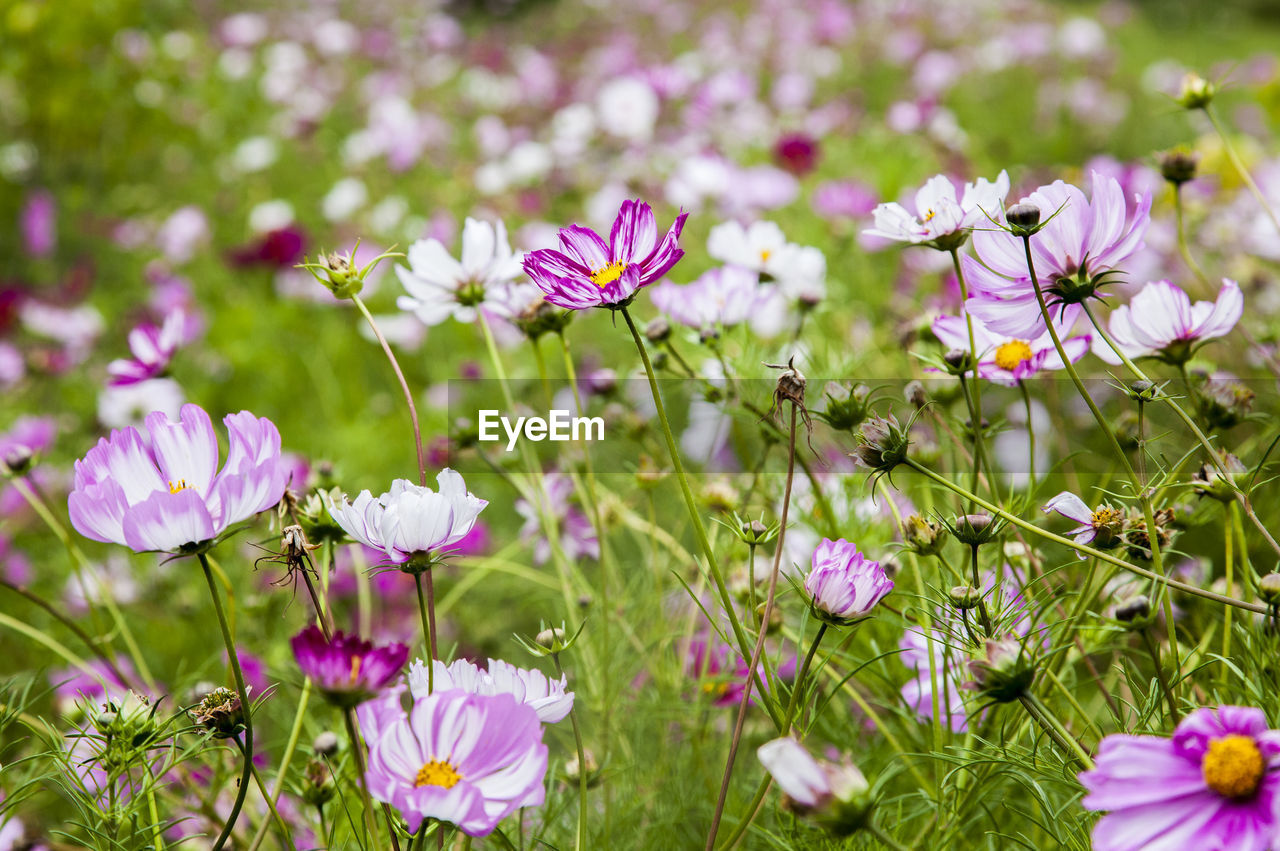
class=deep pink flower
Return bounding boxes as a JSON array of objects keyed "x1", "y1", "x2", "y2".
[
  {"x1": 228, "y1": 226, "x2": 307, "y2": 269},
  {"x1": 965, "y1": 171, "x2": 1152, "y2": 339},
  {"x1": 773, "y1": 132, "x2": 821, "y2": 176},
  {"x1": 1095, "y1": 279, "x2": 1242, "y2": 365},
  {"x1": 21, "y1": 190, "x2": 56, "y2": 257},
  {"x1": 1080, "y1": 705, "x2": 1280, "y2": 851},
  {"x1": 361, "y1": 689, "x2": 548, "y2": 836},
  {"x1": 522, "y1": 200, "x2": 688, "y2": 310},
  {"x1": 290, "y1": 625, "x2": 408, "y2": 708},
  {"x1": 68, "y1": 403, "x2": 288, "y2": 553},
  {"x1": 107, "y1": 310, "x2": 188, "y2": 386}
]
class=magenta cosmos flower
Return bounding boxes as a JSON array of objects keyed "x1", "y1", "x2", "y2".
[
  {"x1": 361, "y1": 689, "x2": 548, "y2": 836},
  {"x1": 327, "y1": 470, "x2": 487, "y2": 566},
  {"x1": 803, "y1": 538, "x2": 893, "y2": 627},
  {"x1": 1080, "y1": 705, "x2": 1280, "y2": 851},
  {"x1": 407, "y1": 657, "x2": 574, "y2": 724},
  {"x1": 522, "y1": 199, "x2": 688, "y2": 310},
  {"x1": 68, "y1": 404, "x2": 288, "y2": 554},
  {"x1": 1095, "y1": 279, "x2": 1243, "y2": 365},
  {"x1": 965, "y1": 171, "x2": 1151, "y2": 339},
  {"x1": 107, "y1": 310, "x2": 188, "y2": 386},
  {"x1": 290, "y1": 625, "x2": 408, "y2": 708},
  {"x1": 932, "y1": 310, "x2": 1090, "y2": 385}
]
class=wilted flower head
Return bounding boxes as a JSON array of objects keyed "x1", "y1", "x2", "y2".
[
  {"x1": 396, "y1": 217, "x2": 523, "y2": 326},
  {"x1": 190, "y1": 687, "x2": 246, "y2": 739},
  {"x1": 864, "y1": 170, "x2": 1010, "y2": 250},
  {"x1": 327, "y1": 469, "x2": 487, "y2": 568},
  {"x1": 1080, "y1": 705, "x2": 1280, "y2": 851},
  {"x1": 290, "y1": 625, "x2": 409, "y2": 708},
  {"x1": 407, "y1": 657, "x2": 574, "y2": 724},
  {"x1": 852, "y1": 413, "x2": 912, "y2": 477},
  {"x1": 360, "y1": 689, "x2": 548, "y2": 836},
  {"x1": 756, "y1": 737, "x2": 871, "y2": 835},
  {"x1": 900, "y1": 514, "x2": 945, "y2": 556},
  {"x1": 1095, "y1": 279, "x2": 1242, "y2": 366},
  {"x1": 965, "y1": 171, "x2": 1151, "y2": 338},
  {"x1": 522, "y1": 200, "x2": 687, "y2": 310},
  {"x1": 1042, "y1": 491, "x2": 1126, "y2": 555},
  {"x1": 803, "y1": 538, "x2": 893, "y2": 627},
  {"x1": 68, "y1": 404, "x2": 288, "y2": 554}
]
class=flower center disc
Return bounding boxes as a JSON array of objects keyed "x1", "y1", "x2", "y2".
[
  {"x1": 168, "y1": 479, "x2": 189, "y2": 494},
  {"x1": 994, "y1": 340, "x2": 1034, "y2": 371},
  {"x1": 1202, "y1": 735, "x2": 1265, "y2": 799},
  {"x1": 415, "y1": 758, "x2": 463, "y2": 789},
  {"x1": 589, "y1": 260, "x2": 626, "y2": 288}
]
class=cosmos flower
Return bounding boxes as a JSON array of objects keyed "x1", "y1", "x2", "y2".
[
  {"x1": 227, "y1": 225, "x2": 307, "y2": 269},
  {"x1": 522, "y1": 200, "x2": 687, "y2": 310},
  {"x1": 931, "y1": 310, "x2": 1090, "y2": 385},
  {"x1": 802, "y1": 538, "x2": 894, "y2": 626},
  {"x1": 362, "y1": 689, "x2": 548, "y2": 836},
  {"x1": 1094, "y1": 279, "x2": 1243, "y2": 365},
  {"x1": 1042, "y1": 491, "x2": 1126, "y2": 555},
  {"x1": 648, "y1": 265, "x2": 771, "y2": 330},
  {"x1": 290, "y1": 625, "x2": 408, "y2": 708},
  {"x1": 898, "y1": 626, "x2": 969, "y2": 733},
  {"x1": 1080, "y1": 705, "x2": 1280, "y2": 851},
  {"x1": 395, "y1": 217, "x2": 524, "y2": 326},
  {"x1": 68, "y1": 404, "x2": 288, "y2": 554},
  {"x1": 864, "y1": 171, "x2": 1009, "y2": 248},
  {"x1": 514, "y1": 473, "x2": 596, "y2": 565},
  {"x1": 327, "y1": 470, "x2": 488, "y2": 566},
  {"x1": 407, "y1": 657, "x2": 574, "y2": 723},
  {"x1": 965, "y1": 171, "x2": 1151, "y2": 339},
  {"x1": 107, "y1": 310, "x2": 188, "y2": 386},
  {"x1": 757, "y1": 737, "x2": 870, "y2": 834}
]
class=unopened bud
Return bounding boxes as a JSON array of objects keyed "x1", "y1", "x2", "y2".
[
  {"x1": 644, "y1": 317, "x2": 671, "y2": 344},
  {"x1": 1005, "y1": 203, "x2": 1042, "y2": 236},
  {"x1": 949, "y1": 585, "x2": 982, "y2": 610},
  {"x1": 1259, "y1": 573, "x2": 1280, "y2": 604},
  {"x1": 313, "y1": 731, "x2": 340, "y2": 756},
  {"x1": 1115, "y1": 595, "x2": 1151, "y2": 626},
  {"x1": 1158, "y1": 148, "x2": 1200, "y2": 186},
  {"x1": 1177, "y1": 72, "x2": 1215, "y2": 110}
]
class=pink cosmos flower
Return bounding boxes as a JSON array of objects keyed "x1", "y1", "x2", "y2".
[
  {"x1": 1094, "y1": 279, "x2": 1243, "y2": 365},
  {"x1": 965, "y1": 171, "x2": 1152, "y2": 339},
  {"x1": 107, "y1": 310, "x2": 188, "y2": 386},
  {"x1": 362, "y1": 689, "x2": 548, "y2": 836},
  {"x1": 898, "y1": 626, "x2": 969, "y2": 733},
  {"x1": 407, "y1": 657, "x2": 574, "y2": 723},
  {"x1": 864, "y1": 171, "x2": 1009, "y2": 248},
  {"x1": 932, "y1": 310, "x2": 1090, "y2": 385},
  {"x1": 649, "y1": 265, "x2": 771, "y2": 330},
  {"x1": 68, "y1": 404, "x2": 288, "y2": 554},
  {"x1": 290, "y1": 625, "x2": 409, "y2": 708},
  {"x1": 21, "y1": 190, "x2": 56, "y2": 257},
  {"x1": 515, "y1": 473, "x2": 597, "y2": 565},
  {"x1": 802, "y1": 538, "x2": 893, "y2": 626},
  {"x1": 757, "y1": 737, "x2": 869, "y2": 834},
  {"x1": 1080, "y1": 705, "x2": 1280, "y2": 851},
  {"x1": 522, "y1": 199, "x2": 688, "y2": 310},
  {"x1": 327, "y1": 470, "x2": 488, "y2": 566}
]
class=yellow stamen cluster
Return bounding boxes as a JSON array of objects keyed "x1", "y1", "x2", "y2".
[
  {"x1": 168, "y1": 479, "x2": 189, "y2": 494},
  {"x1": 1091, "y1": 507, "x2": 1123, "y2": 527},
  {"x1": 589, "y1": 260, "x2": 626, "y2": 288},
  {"x1": 349, "y1": 655, "x2": 362, "y2": 683},
  {"x1": 993, "y1": 340, "x2": 1034, "y2": 372},
  {"x1": 921, "y1": 208, "x2": 937, "y2": 223},
  {"x1": 1202, "y1": 735, "x2": 1265, "y2": 799},
  {"x1": 415, "y1": 759, "x2": 463, "y2": 789}
]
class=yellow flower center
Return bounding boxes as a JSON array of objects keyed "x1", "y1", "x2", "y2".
[
  {"x1": 1202, "y1": 735, "x2": 1265, "y2": 799},
  {"x1": 701, "y1": 681, "x2": 730, "y2": 698},
  {"x1": 168, "y1": 479, "x2": 189, "y2": 494},
  {"x1": 589, "y1": 260, "x2": 626, "y2": 288},
  {"x1": 349, "y1": 655, "x2": 362, "y2": 682},
  {"x1": 993, "y1": 340, "x2": 1034, "y2": 371},
  {"x1": 415, "y1": 758, "x2": 463, "y2": 789},
  {"x1": 759, "y1": 249, "x2": 772, "y2": 263},
  {"x1": 921, "y1": 208, "x2": 937, "y2": 223},
  {"x1": 1091, "y1": 507, "x2": 1123, "y2": 527}
]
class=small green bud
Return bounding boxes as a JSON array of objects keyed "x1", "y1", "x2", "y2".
[
  {"x1": 948, "y1": 585, "x2": 982, "y2": 610},
  {"x1": 1177, "y1": 72, "x2": 1215, "y2": 110}
]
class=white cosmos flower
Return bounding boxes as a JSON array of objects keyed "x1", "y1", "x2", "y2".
[
  {"x1": 408, "y1": 657, "x2": 574, "y2": 723},
  {"x1": 395, "y1": 218, "x2": 524, "y2": 326},
  {"x1": 864, "y1": 170, "x2": 1009, "y2": 246}
]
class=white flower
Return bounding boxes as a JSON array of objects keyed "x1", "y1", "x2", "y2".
[
  {"x1": 596, "y1": 77, "x2": 659, "y2": 141},
  {"x1": 322, "y1": 177, "x2": 368, "y2": 222},
  {"x1": 864, "y1": 170, "x2": 1009, "y2": 246},
  {"x1": 97, "y1": 377, "x2": 185, "y2": 429},
  {"x1": 1095, "y1": 279, "x2": 1243, "y2": 365},
  {"x1": 408, "y1": 657, "x2": 574, "y2": 723},
  {"x1": 326, "y1": 470, "x2": 487, "y2": 565},
  {"x1": 396, "y1": 218, "x2": 524, "y2": 326},
  {"x1": 757, "y1": 737, "x2": 868, "y2": 811}
]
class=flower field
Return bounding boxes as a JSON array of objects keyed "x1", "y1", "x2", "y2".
[{"x1": 4, "y1": 0, "x2": 1280, "y2": 848}]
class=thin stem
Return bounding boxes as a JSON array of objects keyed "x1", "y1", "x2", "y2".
[
  {"x1": 780, "y1": 623, "x2": 828, "y2": 733},
  {"x1": 706, "y1": 403, "x2": 799, "y2": 851},
  {"x1": 904, "y1": 459, "x2": 1267, "y2": 614},
  {"x1": 1020, "y1": 692, "x2": 1094, "y2": 770},
  {"x1": 199, "y1": 553, "x2": 254, "y2": 851},
  {"x1": 0, "y1": 579, "x2": 132, "y2": 687},
  {"x1": 1173, "y1": 185, "x2": 1210, "y2": 287},
  {"x1": 868, "y1": 822, "x2": 913, "y2": 851},
  {"x1": 350, "y1": 294, "x2": 426, "y2": 486},
  {"x1": 1205, "y1": 104, "x2": 1280, "y2": 239},
  {"x1": 554, "y1": 654, "x2": 589, "y2": 851},
  {"x1": 1019, "y1": 379, "x2": 1036, "y2": 490},
  {"x1": 246, "y1": 678, "x2": 313, "y2": 851},
  {"x1": 343, "y1": 707, "x2": 385, "y2": 846},
  {"x1": 241, "y1": 738, "x2": 296, "y2": 847},
  {"x1": 950, "y1": 248, "x2": 989, "y2": 501},
  {"x1": 1139, "y1": 628, "x2": 1182, "y2": 723},
  {"x1": 414, "y1": 570, "x2": 438, "y2": 691}
]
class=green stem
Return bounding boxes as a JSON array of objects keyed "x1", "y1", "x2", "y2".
[
  {"x1": 1173, "y1": 185, "x2": 1210, "y2": 287},
  {"x1": 414, "y1": 570, "x2": 438, "y2": 691},
  {"x1": 199, "y1": 553, "x2": 254, "y2": 851},
  {"x1": 554, "y1": 654, "x2": 589, "y2": 851},
  {"x1": 1020, "y1": 692, "x2": 1094, "y2": 770},
  {"x1": 1205, "y1": 104, "x2": 1280, "y2": 239},
  {"x1": 350, "y1": 293, "x2": 426, "y2": 487},
  {"x1": 343, "y1": 707, "x2": 385, "y2": 846},
  {"x1": 780, "y1": 623, "x2": 828, "y2": 733},
  {"x1": 1019, "y1": 379, "x2": 1036, "y2": 490},
  {"x1": 867, "y1": 822, "x2": 913, "y2": 851},
  {"x1": 950, "y1": 248, "x2": 990, "y2": 502},
  {"x1": 246, "y1": 678, "x2": 313, "y2": 851},
  {"x1": 1139, "y1": 627, "x2": 1182, "y2": 724},
  {"x1": 242, "y1": 738, "x2": 296, "y2": 848}
]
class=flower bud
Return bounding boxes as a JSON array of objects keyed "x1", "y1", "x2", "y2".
[
  {"x1": 1126, "y1": 380, "x2": 1159, "y2": 403},
  {"x1": 644, "y1": 317, "x2": 671, "y2": 344},
  {"x1": 313, "y1": 731, "x2": 340, "y2": 756},
  {"x1": 302, "y1": 759, "x2": 336, "y2": 807},
  {"x1": 1005, "y1": 203, "x2": 1042, "y2": 237},
  {"x1": 1177, "y1": 72, "x2": 1215, "y2": 109},
  {"x1": 1158, "y1": 148, "x2": 1200, "y2": 186},
  {"x1": 297, "y1": 241, "x2": 399, "y2": 300},
  {"x1": 1115, "y1": 595, "x2": 1152, "y2": 629},
  {"x1": 942, "y1": 348, "x2": 975, "y2": 377},
  {"x1": 701, "y1": 480, "x2": 738, "y2": 513},
  {"x1": 965, "y1": 635, "x2": 1035, "y2": 702},
  {"x1": 1259, "y1": 573, "x2": 1280, "y2": 605},
  {"x1": 852, "y1": 413, "x2": 912, "y2": 475},
  {"x1": 947, "y1": 513, "x2": 1002, "y2": 547},
  {"x1": 949, "y1": 585, "x2": 982, "y2": 610},
  {"x1": 900, "y1": 514, "x2": 944, "y2": 556},
  {"x1": 1196, "y1": 379, "x2": 1255, "y2": 431},
  {"x1": 819, "y1": 382, "x2": 873, "y2": 431},
  {"x1": 565, "y1": 748, "x2": 602, "y2": 787},
  {"x1": 699, "y1": 326, "x2": 720, "y2": 346},
  {"x1": 1, "y1": 445, "x2": 34, "y2": 475}
]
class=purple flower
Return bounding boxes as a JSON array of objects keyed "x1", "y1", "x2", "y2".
[
  {"x1": 864, "y1": 171, "x2": 1009, "y2": 248},
  {"x1": 0, "y1": 415, "x2": 56, "y2": 470},
  {"x1": 802, "y1": 538, "x2": 894, "y2": 626},
  {"x1": 965, "y1": 171, "x2": 1151, "y2": 339},
  {"x1": 515, "y1": 473, "x2": 597, "y2": 565},
  {"x1": 1042, "y1": 491, "x2": 1126, "y2": 555},
  {"x1": 327, "y1": 470, "x2": 488, "y2": 566},
  {"x1": 21, "y1": 190, "x2": 56, "y2": 257},
  {"x1": 361, "y1": 689, "x2": 548, "y2": 836},
  {"x1": 898, "y1": 627, "x2": 969, "y2": 733},
  {"x1": 68, "y1": 404, "x2": 288, "y2": 553},
  {"x1": 1095, "y1": 279, "x2": 1243, "y2": 365},
  {"x1": 407, "y1": 657, "x2": 574, "y2": 724},
  {"x1": 522, "y1": 199, "x2": 688, "y2": 310},
  {"x1": 773, "y1": 132, "x2": 821, "y2": 176},
  {"x1": 649, "y1": 265, "x2": 772, "y2": 330},
  {"x1": 1080, "y1": 705, "x2": 1280, "y2": 851},
  {"x1": 932, "y1": 310, "x2": 1090, "y2": 385},
  {"x1": 107, "y1": 310, "x2": 188, "y2": 386},
  {"x1": 757, "y1": 737, "x2": 870, "y2": 834},
  {"x1": 290, "y1": 625, "x2": 408, "y2": 708}
]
